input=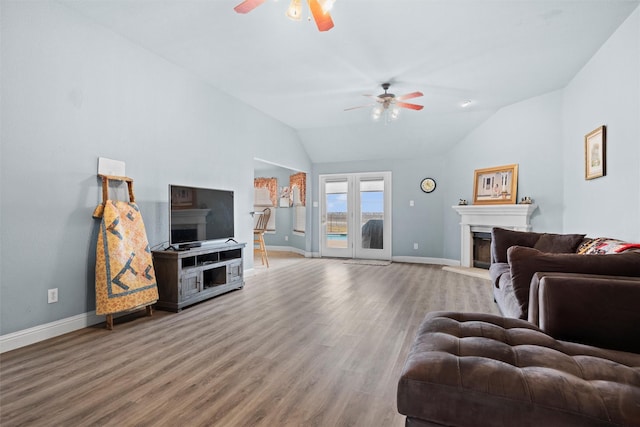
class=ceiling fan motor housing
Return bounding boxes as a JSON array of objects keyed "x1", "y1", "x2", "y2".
[
  {"x1": 381, "y1": 83, "x2": 394, "y2": 96},
  {"x1": 379, "y1": 83, "x2": 395, "y2": 108}
]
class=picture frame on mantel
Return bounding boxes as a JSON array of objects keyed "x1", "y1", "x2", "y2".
[
  {"x1": 171, "y1": 186, "x2": 195, "y2": 208},
  {"x1": 585, "y1": 125, "x2": 606, "y2": 180},
  {"x1": 473, "y1": 164, "x2": 518, "y2": 205}
]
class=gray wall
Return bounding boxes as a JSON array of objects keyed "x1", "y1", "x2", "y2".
[
  {"x1": 311, "y1": 156, "x2": 446, "y2": 258},
  {"x1": 441, "y1": 90, "x2": 565, "y2": 261},
  {"x1": 562, "y1": 8, "x2": 640, "y2": 240},
  {"x1": 441, "y1": 7, "x2": 640, "y2": 259},
  {"x1": 0, "y1": 1, "x2": 311, "y2": 335}
]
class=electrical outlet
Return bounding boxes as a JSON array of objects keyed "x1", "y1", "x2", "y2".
[
  {"x1": 413, "y1": 243, "x2": 419, "y2": 250},
  {"x1": 48, "y1": 288, "x2": 58, "y2": 304},
  {"x1": 285, "y1": 235, "x2": 289, "y2": 241},
  {"x1": 409, "y1": 200, "x2": 414, "y2": 207}
]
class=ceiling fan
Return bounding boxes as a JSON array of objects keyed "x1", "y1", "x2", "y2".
[
  {"x1": 234, "y1": 0, "x2": 335, "y2": 32},
  {"x1": 345, "y1": 83, "x2": 424, "y2": 121}
]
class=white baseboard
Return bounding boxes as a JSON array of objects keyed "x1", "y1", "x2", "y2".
[
  {"x1": 265, "y1": 245, "x2": 311, "y2": 257},
  {"x1": 0, "y1": 311, "x2": 104, "y2": 353},
  {"x1": 392, "y1": 256, "x2": 460, "y2": 266},
  {"x1": 309, "y1": 253, "x2": 459, "y2": 265}
]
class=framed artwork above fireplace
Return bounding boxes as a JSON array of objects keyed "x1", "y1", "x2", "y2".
[{"x1": 472, "y1": 164, "x2": 518, "y2": 205}]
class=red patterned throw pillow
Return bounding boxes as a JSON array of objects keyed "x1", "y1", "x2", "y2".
[{"x1": 578, "y1": 237, "x2": 640, "y2": 255}]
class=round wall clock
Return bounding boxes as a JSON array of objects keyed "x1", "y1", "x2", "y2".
[{"x1": 420, "y1": 178, "x2": 436, "y2": 193}]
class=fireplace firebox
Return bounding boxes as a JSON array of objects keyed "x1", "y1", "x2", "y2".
[{"x1": 472, "y1": 232, "x2": 492, "y2": 269}]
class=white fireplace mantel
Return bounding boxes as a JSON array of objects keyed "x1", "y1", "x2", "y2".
[
  {"x1": 452, "y1": 204, "x2": 538, "y2": 267},
  {"x1": 172, "y1": 208, "x2": 211, "y2": 240}
]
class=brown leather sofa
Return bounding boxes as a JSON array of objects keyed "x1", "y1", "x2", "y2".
[
  {"x1": 489, "y1": 227, "x2": 640, "y2": 319},
  {"x1": 398, "y1": 307, "x2": 640, "y2": 426},
  {"x1": 398, "y1": 229, "x2": 640, "y2": 426}
]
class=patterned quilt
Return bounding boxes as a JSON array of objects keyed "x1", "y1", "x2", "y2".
[{"x1": 95, "y1": 200, "x2": 158, "y2": 315}]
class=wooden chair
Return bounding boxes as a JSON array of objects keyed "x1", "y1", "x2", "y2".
[{"x1": 254, "y1": 208, "x2": 271, "y2": 267}]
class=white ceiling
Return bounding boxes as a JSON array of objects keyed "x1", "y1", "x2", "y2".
[{"x1": 59, "y1": 0, "x2": 639, "y2": 163}]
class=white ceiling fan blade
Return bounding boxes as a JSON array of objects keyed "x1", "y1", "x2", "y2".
[
  {"x1": 344, "y1": 104, "x2": 376, "y2": 111},
  {"x1": 397, "y1": 91, "x2": 424, "y2": 101},
  {"x1": 234, "y1": 0, "x2": 266, "y2": 14},
  {"x1": 396, "y1": 101, "x2": 424, "y2": 110}
]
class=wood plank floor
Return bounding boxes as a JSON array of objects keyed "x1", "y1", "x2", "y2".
[{"x1": 1, "y1": 255, "x2": 498, "y2": 427}]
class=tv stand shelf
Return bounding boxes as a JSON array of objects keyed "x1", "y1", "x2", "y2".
[{"x1": 152, "y1": 242, "x2": 245, "y2": 312}]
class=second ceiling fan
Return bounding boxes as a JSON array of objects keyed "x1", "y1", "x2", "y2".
[
  {"x1": 234, "y1": 0, "x2": 335, "y2": 32},
  {"x1": 346, "y1": 83, "x2": 424, "y2": 121}
]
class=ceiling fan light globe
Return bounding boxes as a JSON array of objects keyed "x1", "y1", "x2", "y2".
[
  {"x1": 321, "y1": 0, "x2": 335, "y2": 13},
  {"x1": 285, "y1": 0, "x2": 302, "y2": 20}
]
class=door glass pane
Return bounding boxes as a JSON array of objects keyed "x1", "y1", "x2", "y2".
[
  {"x1": 360, "y1": 179, "x2": 384, "y2": 249},
  {"x1": 325, "y1": 181, "x2": 348, "y2": 249}
]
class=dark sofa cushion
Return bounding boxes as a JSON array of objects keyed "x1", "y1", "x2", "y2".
[
  {"x1": 533, "y1": 233, "x2": 586, "y2": 253},
  {"x1": 507, "y1": 246, "x2": 640, "y2": 319},
  {"x1": 490, "y1": 227, "x2": 542, "y2": 263},
  {"x1": 529, "y1": 272, "x2": 640, "y2": 353}
]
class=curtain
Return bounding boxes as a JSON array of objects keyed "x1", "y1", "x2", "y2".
[
  {"x1": 289, "y1": 172, "x2": 306, "y2": 206},
  {"x1": 254, "y1": 177, "x2": 278, "y2": 207}
]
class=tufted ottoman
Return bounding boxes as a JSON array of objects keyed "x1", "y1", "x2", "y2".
[{"x1": 397, "y1": 312, "x2": 640, "y2": 427}]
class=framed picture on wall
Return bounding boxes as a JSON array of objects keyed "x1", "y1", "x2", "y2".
[
  {"x1": 585, "y1": 125, "x2": 606, "y2": 180},
  {"x1": 473, "y1": 164, "x2": 519, "y2": 205}
]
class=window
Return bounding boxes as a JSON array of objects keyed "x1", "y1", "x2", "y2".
[
  {"x1": 290, "y1": 173, "x2": 306, "y2": 234},
  {"x1": 254, "y1": 177, "x2": 276, "y2": 231}
]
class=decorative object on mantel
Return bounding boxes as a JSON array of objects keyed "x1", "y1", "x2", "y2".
[
  {"x1": 92, "y1": 175, "x2": 158, "y2": 330},
  {"x1": 520, "y1": 196, "x2": 533, "y2": 204},
  {"x1": 585, "y1": 125, "x2": 606, "y2": 180},
  {"x1": 472, "y1": 164, "x2": 518, "y2": 205},
  {"x1": 458, "y1": 199, "x2": 468, "y2": 205},
  {"x1": 420, "y1": 177, "x2": 436, "y2": 193}
]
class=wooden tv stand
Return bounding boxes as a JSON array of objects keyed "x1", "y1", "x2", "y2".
[{"x1": 152, "y1": 242, "x2": 245, "y2": 312}]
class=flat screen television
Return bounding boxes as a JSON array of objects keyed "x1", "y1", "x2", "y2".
[{"x1": 169, "y1": 184, "x2": 235, "y2": 249}]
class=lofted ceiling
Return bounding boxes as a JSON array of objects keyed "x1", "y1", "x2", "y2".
[{"x1": 59, "y1": 0, "x2": 639, "y2": 163}]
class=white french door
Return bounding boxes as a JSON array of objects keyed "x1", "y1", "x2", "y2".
[{"x1": 319, "y1": 172, "x2": 392, "y2": 260}]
